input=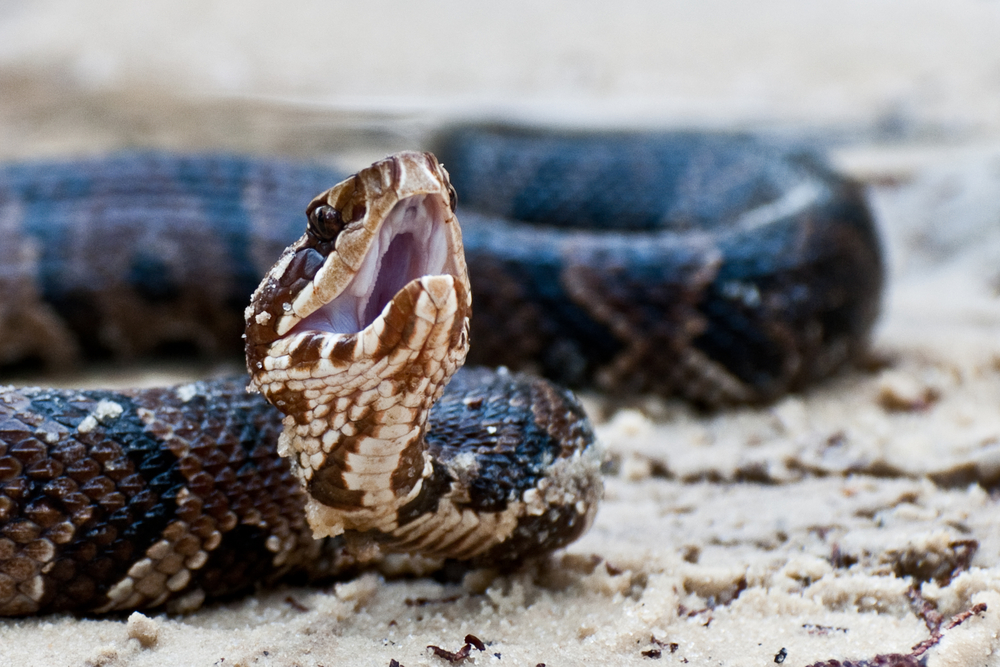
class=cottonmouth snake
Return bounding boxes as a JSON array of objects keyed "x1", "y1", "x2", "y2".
[{"x1": 0, "y1": 128, "x2": 883, "y2": 615}]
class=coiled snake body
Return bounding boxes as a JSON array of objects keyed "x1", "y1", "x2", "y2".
[{"x1": 0, "y1": 128, "x2": 883, "y2": 615}]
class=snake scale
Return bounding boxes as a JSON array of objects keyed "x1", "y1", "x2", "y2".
[{"x1": 0, "y1": 127, "x2": 883, "y2": 615}]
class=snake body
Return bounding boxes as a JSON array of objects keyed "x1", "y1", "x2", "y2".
[
  {"x1": 442, "y1": 127, "x2": 882, "y2": 402},
  {"x1": 0, "y1": 129, "x2": 883, "y2": 615}
]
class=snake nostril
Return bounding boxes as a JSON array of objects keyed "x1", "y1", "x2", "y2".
[{"x1": 349, "y1": 202, "x2": 366, "y2": 223}]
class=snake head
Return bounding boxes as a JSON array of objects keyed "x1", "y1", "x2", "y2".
[{"x1": 245, "y1": 151, "x2": 471, "y2": 413}]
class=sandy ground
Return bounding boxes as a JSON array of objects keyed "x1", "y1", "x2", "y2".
[{"x1": 3, "y1": 2, "x2": 1000, "y2": 666}]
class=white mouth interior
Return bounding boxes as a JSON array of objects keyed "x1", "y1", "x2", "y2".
[{"x1": 294, "y1": 194, "x2": 451, "y2": 334}]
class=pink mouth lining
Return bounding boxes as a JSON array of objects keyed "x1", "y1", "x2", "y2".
[{"x1": 291, "y1": 194, "x2": 452, "y2": 336}]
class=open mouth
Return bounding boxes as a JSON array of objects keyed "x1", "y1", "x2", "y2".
[{"x1": 292, "y1": 193, "x2": 453, "y2": 335}]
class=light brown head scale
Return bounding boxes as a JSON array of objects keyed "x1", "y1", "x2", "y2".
[{"x1": 245, "y1": 151, "x2": 471, "y2": 538}]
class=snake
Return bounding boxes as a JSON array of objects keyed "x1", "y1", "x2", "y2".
[{"x1": 0, "y1": 127, "x2": 883, "y2": 615}]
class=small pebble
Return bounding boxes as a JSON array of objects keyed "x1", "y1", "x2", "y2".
[
  {"x1": 621, "y1": 455, "x2": 653, "y2": 481},
  {"x1": 126, "y1": 611, "x2": 159, "y2": 648},
  {"x1": 876, "y1": 370, "x2": 938, "y2": 411}
]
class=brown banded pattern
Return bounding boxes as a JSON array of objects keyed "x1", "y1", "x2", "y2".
[{"x1": 0, "y1": 151, "x2": 601, "y2": 615}]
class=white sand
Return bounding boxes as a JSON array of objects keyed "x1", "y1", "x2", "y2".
[{"x1": 2, "y1": 2, "x2": 1000, "y2": 666}]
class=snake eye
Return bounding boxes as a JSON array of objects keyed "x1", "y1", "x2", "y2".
[
  {"x1": 307, "y1": 204, "x2": 343, "y2": 241},
  {"x1": 447, "y1": 184, "x2": 458, "y2": 212}
]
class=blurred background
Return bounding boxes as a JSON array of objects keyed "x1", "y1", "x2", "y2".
[{"x1": 1, "y1": 0, "x2": 999, "y2": 179}]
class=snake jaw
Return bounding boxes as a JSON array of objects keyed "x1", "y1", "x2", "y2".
[
  {"x1": 292, "y1": 192, "x2": 458, "y2": 336},
  {"x1": 245, "y1": 151, "x2": 469, "y2": 378}
]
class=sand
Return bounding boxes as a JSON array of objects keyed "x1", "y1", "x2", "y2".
[{"x1": 2, "y1": 2, "x2": 1000, "y2": 666}]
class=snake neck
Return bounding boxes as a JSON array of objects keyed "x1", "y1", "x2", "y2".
[{"x1": 277, "y1": 275, "x2": 470, "y2": 538}]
